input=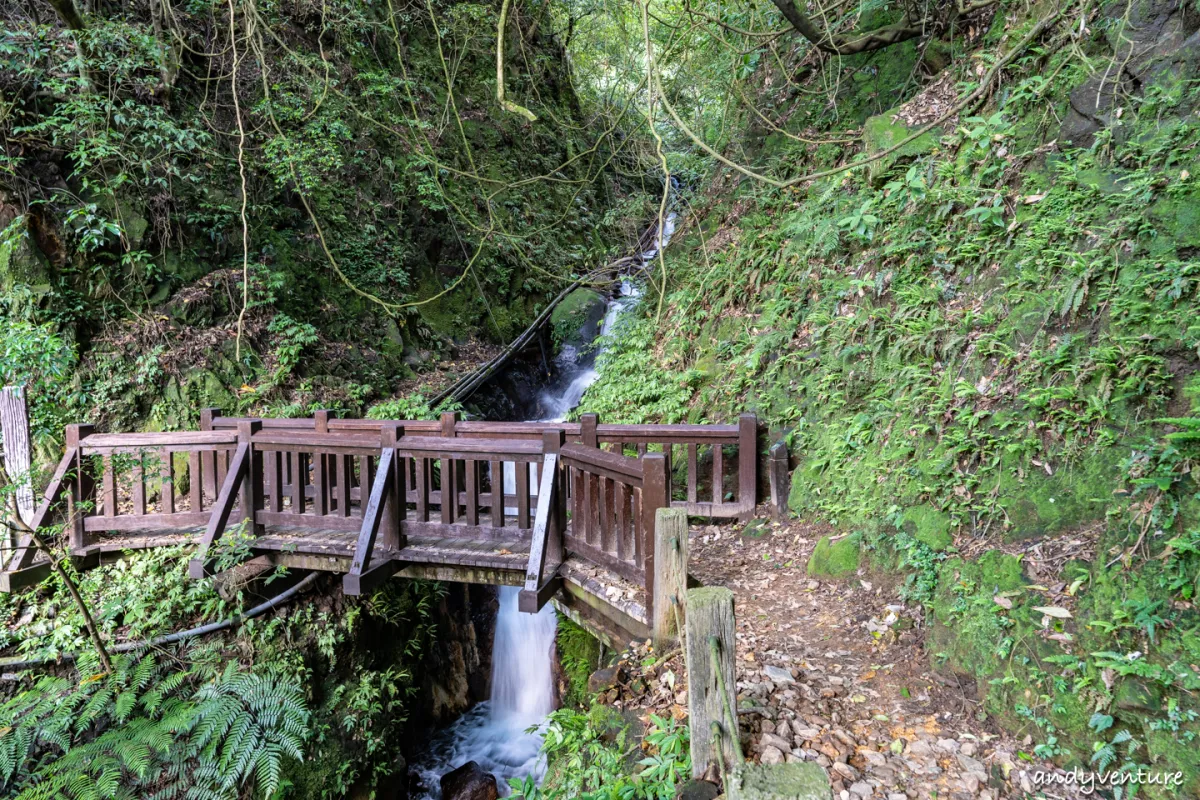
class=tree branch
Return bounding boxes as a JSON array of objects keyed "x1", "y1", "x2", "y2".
[
  {"x1": 768, "y1": 0, "x2": 922, "y2": 54},
  {"x1": 497, "y1": 0, "x2": 537, "y2": 122}
]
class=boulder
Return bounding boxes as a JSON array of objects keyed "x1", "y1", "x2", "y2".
[
  {"x1": 726, "y1": 762, "x2": 832, "y2": 800},
  {"x1": 676, "y1": 778, "x2": 720, "y2": 800},
  {"x1": 440, "y1": 761, "x2": 498, "y2": 800}
]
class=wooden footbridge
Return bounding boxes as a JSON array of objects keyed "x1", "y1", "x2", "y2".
[{"x1": 2, "y1": 410, "x2": 758, "y2": 643}]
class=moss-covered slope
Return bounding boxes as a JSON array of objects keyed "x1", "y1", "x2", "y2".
[
  {"x1": 0, "y1": 0, "x2": 638, "y2": 439},
  {"x1": 578, "y1": 0, "x2": 1200, "y2": 791}
]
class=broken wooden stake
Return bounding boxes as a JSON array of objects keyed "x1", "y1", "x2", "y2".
[
  {"x1": 685, "y1": 586, "x2": 741, "y2": 779},
  {"x1": 652, "y1": 506, "x2": 688, "y2": 646}
]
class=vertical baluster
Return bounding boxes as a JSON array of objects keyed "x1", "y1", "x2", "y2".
[
  {"x1": 160, "y1": 449, "x2": 175, "y2": 514},
  {"x1": 265, "y1": 451, "x2": 282, "y2": 513},
  {"x1": 712, "y1": 443, "x2": 724, "y2": 506},
  {"x1": 312, "y1": 449, "x2": 328, "y2": 516},
  {"x1": 357, "y1": 455, "x2": 369, "y2": 515},
  {"x1": 291, "y1": 452, "x2": 307, "y2": 514},
  {"x1": 465, "y1": 459, "x2": 479, "y2": 526},
  {"x1": 516, "y1": 459, "x2": 530, "y2": 529},
  {"x1": 600, "y1": 476, "x2": 614, "y2": 555},
  {"x1": 490, "y1": 460, "x2": 503, "y2": 527},
  {"x1": 102, "y1": 455, "x2": 117, "y2": 517},
  {"x1": 199, "y1": 407, "x2": 220, "y2": 502},
  {"x1": 337, "y1": 454, "x2": 352, "y2": 517},
  {"x1": 443, "y1": 456, "x2": 458, "y2": 523},
  {"x1": 440, "y1": 456, "x2": 455, "y2": 525},
  {"x1": 614, "y1": 481, "x2": 628, "y2": 562},
  {"x1": 687, "y1": 443, "x2": 698, "y2": 504},
  {"x1": 215, "y1": 448, "x2": 227, "y2": 495},
  {"x1": 572, "y1": 464, "x2": 584, "y2": 542},
  {"x1": 189, "y1": 451, "x2": 202, "y2": 512},
  {"x1": 131, "y1": 452, "x2": 146, "y2": 516},
  {"x1": 633, "y1": 487, "x2": 643, "y2": 562},
  {"x1": 413, "y1": 456, "x2": 428, "y2": 522}
]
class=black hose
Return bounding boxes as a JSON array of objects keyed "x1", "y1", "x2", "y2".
[{"x1": 0, "y1": 571, "x2": 321, "y2": 672}]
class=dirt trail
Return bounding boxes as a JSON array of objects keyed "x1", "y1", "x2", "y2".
[{"x1": 682, "y1": 513, "x2": 1090, "y2": 800}]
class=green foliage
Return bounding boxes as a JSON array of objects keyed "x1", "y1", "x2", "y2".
[
  {"x1": 511, "y1": 708, "x2": 689, "y2": 800},
  {"x1": 0, "y1": 652, "x2": 309, "y2": 799},
  {"x1": 557, "y1": 617, "x2": 604, "y2": 708}
]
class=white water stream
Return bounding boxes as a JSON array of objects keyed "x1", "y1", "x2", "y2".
[{"x1": 413, "y1": 212, "x2": 677, "y2": 798}]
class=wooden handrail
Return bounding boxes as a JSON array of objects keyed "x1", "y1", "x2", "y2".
[
  {"x1": 80, "y1": 431, "x2": 238, "y2": 453},
  {"x1": 560, "y1": 442, "x2": 644, "y2": 484}
]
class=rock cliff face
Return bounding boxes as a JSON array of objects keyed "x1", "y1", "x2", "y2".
[{"x1": 418, "y1": 584, "x2": 498, "y2": 725}]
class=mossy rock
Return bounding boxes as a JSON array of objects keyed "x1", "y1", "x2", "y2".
[
  {"x1": 1148, "y1": 187, "x2": 1200, "y2": 256},
  {"x1": 902, "y1": 506, "x2": 954, "y2": 551},
  {"x1": 551, "y1": 288, "x2": 606, "y2": 348},
  {"x1": 727, "y1": 762, "x2": 831, "y2": 800},
  {"x1": 862, "y1": 112, "x2": 941, "y2": 182},
  {"x1": 806, "y1": 533, "x2": 861, "y2": 578}
]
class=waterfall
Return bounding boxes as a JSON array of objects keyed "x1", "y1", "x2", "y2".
[{"x1": 414, "y1": 211, "x2": 678, "y2": 798}]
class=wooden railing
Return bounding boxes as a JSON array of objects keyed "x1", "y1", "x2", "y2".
[
  {"x1": 3, "y1": 412, "x2": 755, "y2": 618},
  {"x1": 205, "y1": 410, "x2": 757, "y2": 521}
]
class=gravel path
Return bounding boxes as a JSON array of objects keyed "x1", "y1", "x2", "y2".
[{"x1": 681, "y1": 514, "x2": 1089, "y2": 800}]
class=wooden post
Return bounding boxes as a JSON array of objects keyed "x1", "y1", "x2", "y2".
[
  {"x1": 0, "y1": 387, "x2": 34, "y2": 532},
  {"x1": 65, "y1": 423, "x2": 95, "y2": 553},
  {"x1": 653, "y1": 507, "x2": 688, "y2": 647},
  {"x1": 441, "y1": 412, "x2": 460, "y2": 523},
  {"x1": 580, "y1": 413, "x2": 599, "y2": 448},
  {"x1": 768, "y1": 440, "x2": 789, "y2": 521},
  {"x1": 738, "y1": 413, "x2": 757, "y2": 522},
  {"x1": 238, "y1": 420, "x2": 264, "y2": 535},
  {"x1": 379, "y1": 423, "x2": 405, "y2": 551},
  {"x1": 686, "y1": 586, "x2": 740, "y2": 779},
  {"x1": 199, "y1": 407, "x2": 221, "y2": 501},
  {"x1": 641, "y1": 451, "x2": 668, "y2": 628}
]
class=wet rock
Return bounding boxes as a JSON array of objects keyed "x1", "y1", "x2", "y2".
[
  {"x1": 440, "y1": 761, "x2": 497, "y2": 800},
  {"x1": 588, "y1": 665, "x2": 622, "y2": 694},
  {"x1": 676, "y1": 778, "x2": 720, "y2": 800}
]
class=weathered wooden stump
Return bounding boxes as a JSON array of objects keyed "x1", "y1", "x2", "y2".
[
  {"x1": 685, "y1": 586, "x2": 740, "y2": 778},
  {"x1": 652, "y1": 507, "x2": 688, "y2": 646}
]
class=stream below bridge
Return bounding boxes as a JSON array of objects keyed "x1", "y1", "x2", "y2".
[{"x1": 409, "y1": 213, "x2": 677, "y2": 798}]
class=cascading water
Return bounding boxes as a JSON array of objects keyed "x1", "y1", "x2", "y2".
[{"x1": 413, "y1": 211, "x2": 677, "y2": 798}]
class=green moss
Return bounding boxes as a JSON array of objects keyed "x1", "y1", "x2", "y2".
[
  {"x1": 902, "y1": 506, "x2": 954, "y2": 551},
  {"x1": 551, "y1": 288, "x2": 606, "y2": 348},
  {"x1": 998, "y1": 451, "x2": 1116, "y2": 539},
  {"x1": 862, "y1": 112, "x2": 942, "y2": 181},
  {"x1": 928, "y1": 551, "x2": 1027, "y2": 679},
  {"x1": 557, "y1": 617, "x2": 603, "y2": 708},
  {"x1": 806, "y1": 533, "x2": 862, "y2": 578}
]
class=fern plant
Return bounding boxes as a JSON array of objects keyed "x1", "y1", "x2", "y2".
[{"x1": 0, "y1": 651, "x2": 310, "y2": 800}]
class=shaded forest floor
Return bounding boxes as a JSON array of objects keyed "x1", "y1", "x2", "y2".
[
  {"x1": 686, "y1": 513, "x2": 1104, "y2": 800},
  {"x1": 685, "y1": 512, "x2": 1097, "y2": 800},
  {"x1": 599, "y1": 511, "x2": 1104, "y2": 799}
]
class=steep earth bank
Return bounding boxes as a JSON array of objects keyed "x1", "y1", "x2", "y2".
[{"x1": 578, "y1": 0, "x2": 1200, "y2": 793}]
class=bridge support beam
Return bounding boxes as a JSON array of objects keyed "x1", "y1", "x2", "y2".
[{"x1": 519, "y1": 430, "x2": 565, "y2": 613}]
